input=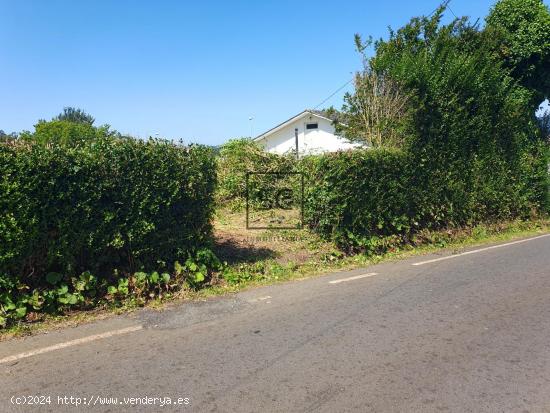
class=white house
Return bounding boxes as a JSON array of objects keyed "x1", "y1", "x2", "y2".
[{"x1": 254, "y1": 110, "x2": 362, "y2": 156}]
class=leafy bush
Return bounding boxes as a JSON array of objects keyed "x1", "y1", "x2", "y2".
[
  {"x1": 0, "y1": 137, "x2": 217, "y2": 327},
  {"x1": 303, "y1": 144, "x2": 548, "y2": 252},
  {"x1": 216, "y1": 138, "x2": 297, "y2": 210},
  {"x1": 313, "y1": 4, "x2": 549, "y2": 251},
  {"x1": 370, "y1": 7, "x2": 548, "y2": 224},
  {"x1": 302, "y1": 149, "x2": 413, "y2": 252}
]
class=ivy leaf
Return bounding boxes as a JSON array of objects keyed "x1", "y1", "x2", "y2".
[
  {"x1": 15, "y1": 306, "x2": 27, "y2": 319},
  {"x1": 67, "y1": 294, "x2": 78, "y2": 305},
  {"x1": 174, "y1": 261, "x2": 184, "y2": 276},
  {"x1": 1, "y1": 294, "x2": 16, "y2": 310},
  {"x1": 194, "y1": 272, "x2": 205, "y2": 283},
  {"x1": 57, "y1": 284, "x2": 69, "y2": 295},
  {"x1": 150, "y1": 271, "x2": 159, "y2": 284}
]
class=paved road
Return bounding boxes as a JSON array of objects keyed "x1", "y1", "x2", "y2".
[{"x1": 2, "y1": 234, "x2": 550, "y2": 413}]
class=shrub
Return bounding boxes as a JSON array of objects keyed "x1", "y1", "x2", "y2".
[
  {"x1": 314, "y1": 5, "x2": 549, "y2": 252},
  {"x1": 369, "y1": 8, "x2": 548, "y2": 226},
  {"x1": 302, "y1": 149, "x2": 413, "y2": 252},
  {"x1": 303, "y1": 144, "x2": 548, "y2": 252},
  {"x1": 0, "y1": 137, "x2": 217, "y2": 327},
  {"x1": 216, "y1": 138, "x2": 297, "y2": 209}
]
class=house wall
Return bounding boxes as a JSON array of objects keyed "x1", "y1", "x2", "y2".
[{"x1": 257, "y1": 114, "x2": 360, "y2": 155}]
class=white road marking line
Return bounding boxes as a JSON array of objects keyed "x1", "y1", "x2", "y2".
[
  {"x1": 249, "y1": 296, "x2": 272, "y2": 303},
  {"x1": 0, "y1": 325, "x2": 143, "y2": 365},
  {"x1": 329, "y1": 273, "x2": 378, "y2": 284},
  {"x1": 412, "y1": 233, "x2": 550, "y2": 266}
]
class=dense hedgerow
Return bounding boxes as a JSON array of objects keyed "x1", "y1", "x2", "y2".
[
  {"x1": 302, "y1": 149, "x2": 412, "y2": 251},
  {"x1": 305, "y1": 5, "x2": 549, "y2": 252},
  {"x1": 0, "y1": 137, "x2": 217, "y2": 326},
  {"x1": 303, "y1": 145, "x2": 548, "y2": 252}
]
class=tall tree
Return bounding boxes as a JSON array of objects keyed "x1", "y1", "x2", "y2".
[
  {"x1": 54, "y1": 107, "x2": 95, "y2": 125},
  {"x1": 19, "y1": 120, "x2": 108, "y2": 146},
  {"x1": 486, "y1": 0, "x2": 550, "y2": 105},
  {"x1": 335, "y1": 36, "x2": 410, "y2": 148}
]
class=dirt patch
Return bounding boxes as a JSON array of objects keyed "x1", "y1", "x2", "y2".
[{"x1": 213, "y1": 209, "x2": 334, "y2": 266}]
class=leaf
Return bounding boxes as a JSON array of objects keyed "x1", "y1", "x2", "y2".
[
  {"x1": 15, "y1": 306, "x2": 27, "y2": 319},
  {"x1": 135, "y1": 272, "x2": 147, "y2": 283},
  {"x1": 67, "y1": 294, "x2": 78, "y2": 305},
  {"x1": 194, "y1": 272, "x2": 205, "y2": 283},
  {"x1": 58, "y1": 293, "x2": 78, "y2": 305},
  {"x1": 174, "y1": 261, "x2": 184, "y2": 276},
  {"x1": 161, "y1": 273, "x2": 170, "y2": 284},
  {"x1": 57, "y1": 284, "x2": 69, "y2": 295},
  {"x1": 1, "y1": 294, "x2": 16, "y2": 310},
  {"x1": 150, "y1": 271, "x2": 159, "y2": 284},
  {"x1": 107, "y1": 286, "x2": 118, "y2": 294},
  {"x1": 28, "y1": 291, "x2": 43, "y2": 310}
]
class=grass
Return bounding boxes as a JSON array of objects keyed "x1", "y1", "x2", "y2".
[
  {"x1": 2, "y1": 210, "x2": 549, "y2": 341},
  {"x1": 212, "y1": 212, "x2": 550, "y2": 292}
]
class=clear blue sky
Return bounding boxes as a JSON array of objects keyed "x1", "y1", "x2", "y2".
[{"x1": 1, "y1": 0, "x2": 546, "y2": 145}]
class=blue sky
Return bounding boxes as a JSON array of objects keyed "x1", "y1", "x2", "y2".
[{"x1": 1, "y1": 0, "x2": 547, "y2": 145}]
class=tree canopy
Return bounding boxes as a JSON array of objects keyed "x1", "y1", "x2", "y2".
[
  {"x1": 19, "y1": 120, "x2": 111, "y2": 146},
  {"x1": 337, "y1": 1, "x2": 549, "y2": 148},
  {"x1": 54, "y1": 107, "x2": 95, "y2": 125},
  {"x1": 486, "y1": 0, "x2": 550, "y2": 105}
]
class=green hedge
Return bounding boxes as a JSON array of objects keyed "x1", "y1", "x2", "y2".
[
  {"x1": 303, "y1": 149, "x2": 412, "y2": 251},
  {"x1": 0, "y1": 138, "x2": 217, "y2": 325},
  {"x1": 303, "y1": 146, "x2": 549, "y2": 252}
]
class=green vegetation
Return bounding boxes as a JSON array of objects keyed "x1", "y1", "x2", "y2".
[
  {"x1": 216, "y1": 138, "x2": 296, "y2": 210},
  {"x1": 4, "y1": 217, "x2": 550, "y2": 338},
  {"x1": 2, "y1": 0, "x2": 550, "y2": 331},
  {"x1": 53, "y1": 107, "x2": 96, "y2": 125},
  {"x1": 19, "y1": 120, "x2": 112, "y2": 146},
  {"x1": 215, "y1": 218, "x2": 550, "y2": 289},
  {"x1": 486, "y1": 0, "x2": 550, "y2": 105},
  {"x1": 302, "y1": 149, "x2": 412, "y2": 252},
  {"x1": 219, "y1": 3, "x2": 549, "y2": 251},
  {"x1": 314, "y1": 3, "x2": 549, "y2": 249},
  {"x1": 0, "y1": 134, "x2": 217, "y2": 327}
]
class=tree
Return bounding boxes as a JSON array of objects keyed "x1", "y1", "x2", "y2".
[
  {"x1": 18, "y1": 108, "x2": 117, "y2": 146},
  {"x1": 338, "y1": 69, "x2": 410, "y2": 148},
  {"x1": 486, "y1": 0, "x2": 550, "y2": 105},
  {"x1": 54, "y1": 107, "x2": 95, "y2": 125},
  {"x1": 335, "y1": 36, "x2": 410, "y2": 148},
  {"x1": 19, "y1": 120, "x2": 110, "y2": 146},
  {"x1": 352, "y1": 5, "x2": 548, "y2": 221},
  {"x1": 0, "y1": 130, "x2": 18, "y2": 142}
]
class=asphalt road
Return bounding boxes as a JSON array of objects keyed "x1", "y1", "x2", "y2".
[{"x1": 2, "y1": 234, "x2": 550, "y2": 413}]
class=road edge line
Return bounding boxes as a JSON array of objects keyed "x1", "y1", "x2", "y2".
[
  {"x1": 0, "y1": 325, "x2": 143, "y2": 364},
  {"x1": 412, "y1": 233, "x2": 550, "y2": 266}
]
